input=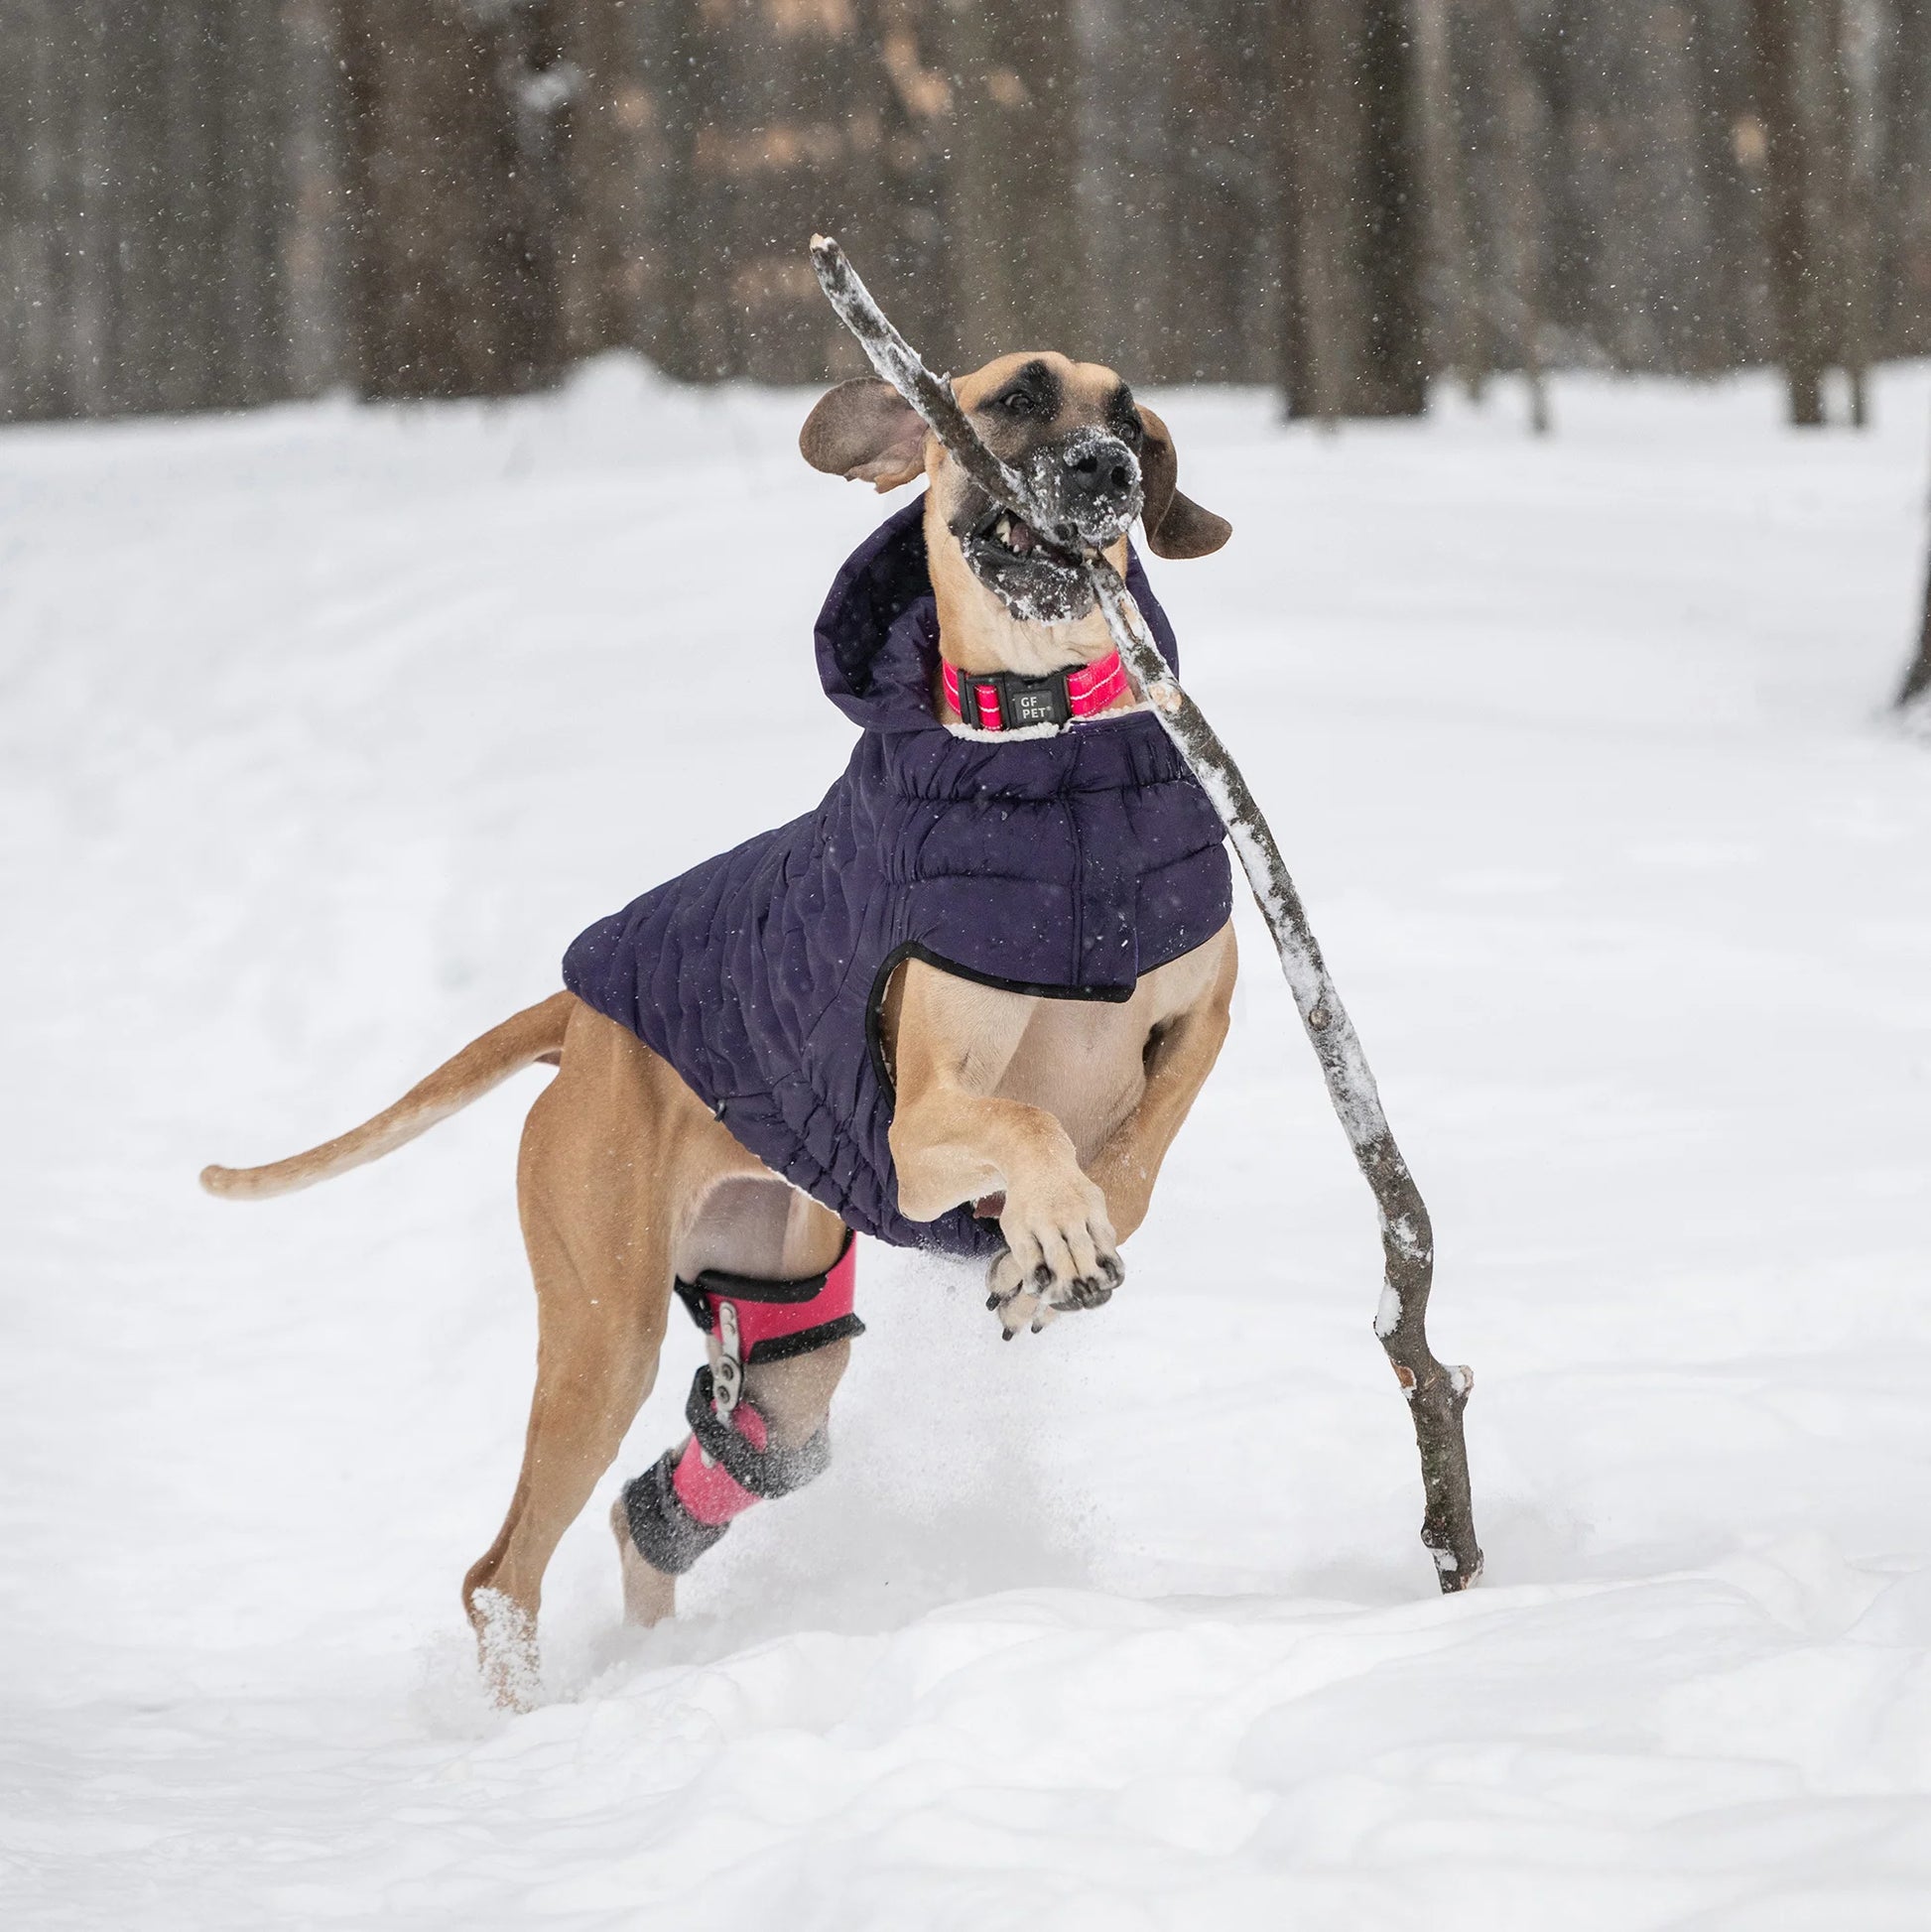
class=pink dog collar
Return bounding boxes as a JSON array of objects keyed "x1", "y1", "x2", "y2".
[{"x1": 944, "y1": 650, "x2": 1127, "y2": 731}]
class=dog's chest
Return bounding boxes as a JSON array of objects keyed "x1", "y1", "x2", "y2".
[{"x1": 985, "y1": 938, "x2": 1225, "y2": 1165}]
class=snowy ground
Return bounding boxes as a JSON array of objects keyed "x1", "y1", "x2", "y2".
[{"x1": 5, "y1": 359, "x2": 1931, "y2": 1929}]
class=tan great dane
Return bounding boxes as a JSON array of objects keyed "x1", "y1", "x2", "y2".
[{"x1": 203, "y1": 352, "x2": 1235, "y2": 1703}]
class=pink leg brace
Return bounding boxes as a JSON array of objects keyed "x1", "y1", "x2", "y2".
[{"x1": 622, "y1": 1233, "x2": 859, "y2": 1575}]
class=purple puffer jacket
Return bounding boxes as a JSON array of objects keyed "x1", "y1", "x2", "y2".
[{"x1": 563, "y1": 496, "x2": 1231, "y2": 1257}]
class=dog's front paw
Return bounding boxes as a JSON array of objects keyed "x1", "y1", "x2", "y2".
[{"x1": 984, "y1": 1180, "x2": 1123, "y2": 1338}]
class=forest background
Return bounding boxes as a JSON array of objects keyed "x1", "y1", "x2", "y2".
[
  {"x1": 5, "y1": 2, "x2": 1929, "y2": 419},
  {"x1": 6, "y1": 1, "x2": 1931, "y2": 697}
]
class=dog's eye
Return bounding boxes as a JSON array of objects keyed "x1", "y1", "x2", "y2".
[{"x1": 996, "y1": 389, "x2": 1037, "y2": 417}]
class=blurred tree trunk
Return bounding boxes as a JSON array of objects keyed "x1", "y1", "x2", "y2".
[
  {"x1": 1684, "y1": 0, "x2": 1760, "y2": 373},
  {"x1": 1829, "y1": 0, "x2": 1876, "y2": 425},
  {"x1": 337, "y1": 0, "x2": 575, "y2": 399},
  {"x1": 1109, "y1": 0, "x2": 1179, "y2": 379},
  {"x1": 871, "y1": 0, "x2": 956, "y2": 375},
  {"x1": 1487, "y1": 0, "x2": 1549, "y2": 431},
  {"x1": 1275, "y1": 0, "x2": 1362, "y2": 419},
  {"x1": 1414, "y1": 0, "x2": 1483, "y2": 398},
  {"x1": 67, "y1": 3, "x2": 114, "y2": 416},
  {"x1": 1903, "y1": 435, "x2": 1931, "y2": 708},
  {"x1": 0, "y1": 3, "x2": 37, "y2": 415},
  {"x1": 1358, "y1": 0, "x2": 1426, "y2": 413},
  {"x1": 1077, "y1": 0, "x2": 1270, "y2": 386},
  {"x1": 557, "y1": 0, "x2": 632, "y2": 365},
  {"x1": 1159, "y1": 0, "x2": 1271, "y2": 382},
  {"x1": 943, "y1": 0, "x2": 1080, "y2": 362},
  {"x1": 217, "y1": 0, "x2": 295, "y2": 408},
  {"x1": 167, "y1": 0, "x2": 289, "y2": 411},
  {"x1": 1883, "y1": 0, "x2": 1931, "y2": 354},
  {"x1": 830, "y1": 0, "x2": 900, "y2": 378},
  {"x1": 1904, "y1": 582, "x2": 1931, "y2": 708},
  {"x1": 284, "y1": 0, "x2": 346, "y2": 397},
  {"x1": 1274, "y1": 0, "x2": 1424, "y2": 420},
  {"x1": 1745, "y1": 0, "x2": 1828, "y2": 424},
  {"x1": 1076, "y1": 0, "x2": 1158, "y2": 378},
  {"x1": 113, "y1": 2, "x2": 172, "y2": 412},
  {"x1": 641, "y1": 0, "x2": 710, "y2": 381}
]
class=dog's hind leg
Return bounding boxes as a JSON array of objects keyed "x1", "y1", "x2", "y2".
[
  {"x1": 465, "y1": 1205, "x2": 662, "y2": 1706},
  {"x1": 462, "y1": 1003, "x2": 844, "y2": 1701},
  {"x1": 461, "y1": 1005, "x2": 708, "y2": 1706},
  {"x1": 612, "y1": 1176, "x2": 854, "y2": 1626},
  {"x1": 461, "y1": 1134, "x2": 663, "y2": 1703}
]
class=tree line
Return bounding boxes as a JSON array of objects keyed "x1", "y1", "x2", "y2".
[{"x1": 4, "y1": 1, "x2": 1928, "y2": 427}]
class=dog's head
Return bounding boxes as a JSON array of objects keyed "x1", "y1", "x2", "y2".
[{"x1": 801, "y1": 352, "x2": 1229, "y2": 633}]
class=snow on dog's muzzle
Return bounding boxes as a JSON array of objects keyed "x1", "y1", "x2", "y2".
[
  {"x1": 957, "y1": 429, "x2": 1144, "y2": 622},
  {"x1": 1024, "y1": 428, "x2": 1143, "y2": 549}
]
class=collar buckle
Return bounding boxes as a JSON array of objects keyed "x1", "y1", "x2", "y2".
[
  {"x1": 948, "y1": 655, "x2": 1124, "y2": 732},
  {"x1": 980, "y1": 668, "x2": 1072, "y2": 731}
]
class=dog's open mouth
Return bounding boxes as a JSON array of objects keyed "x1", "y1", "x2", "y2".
[
  {"x1": 959, "y1": 502, "x2": 1094, "y2": 624},
  {"x1": 980, "y1": 510, "x2": 1048, "y2": 559}
]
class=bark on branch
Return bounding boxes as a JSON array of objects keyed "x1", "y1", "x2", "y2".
[{"x1": 810, "y1": 236, "x2": 1482, "y2": 1592}]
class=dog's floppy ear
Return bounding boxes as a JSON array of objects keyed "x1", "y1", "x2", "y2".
[
  {"x1": 1136, "y1": 404, "x2": 1231, "y2": 559},
  {"x1": 800, "y1": 378, "x2": 929, "y2": 491}
]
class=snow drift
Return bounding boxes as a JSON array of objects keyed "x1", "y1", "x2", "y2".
[{"x1": 5, "y1": 360, "x2": 1931, "y2": 1928}]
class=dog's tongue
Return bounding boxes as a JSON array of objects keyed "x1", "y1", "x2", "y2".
[{"x1": 1008, "y1": 521, "x2": 1036, "y2": 556}]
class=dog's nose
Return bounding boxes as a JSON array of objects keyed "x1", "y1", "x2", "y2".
[
  {"x1": 1064, "y1": 441, "x2": 1137, "y2": 499},
  {"x1": 1036, "y1": 429, "x2": 1143, "y2": 545}
]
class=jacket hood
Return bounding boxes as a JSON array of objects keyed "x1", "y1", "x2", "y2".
[{"x1": 812, "y1": 493, "x2": 1182, "y2": 737}]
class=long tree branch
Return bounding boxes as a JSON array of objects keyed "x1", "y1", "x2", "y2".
[{"x1": 810, "y1": 236, "x2": 1481, "y2": 1593}]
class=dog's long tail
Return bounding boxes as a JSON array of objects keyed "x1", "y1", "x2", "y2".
[{"x1": 199, "y1": 990, "x2": 575, "y2": 1202}]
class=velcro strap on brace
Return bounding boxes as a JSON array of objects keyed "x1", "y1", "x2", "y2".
[
  {"x1": 673, "y1": 1230, "x2": 862, "y2": 1365},
  {"x1": 683, "y1": 1366, "x2": 832, "y2": 1500},
  {"x1": 623, "y1": 1450, "x2": 732, "y2": 1575}
]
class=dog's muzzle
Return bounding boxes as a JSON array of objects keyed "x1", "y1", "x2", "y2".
[
  {"x1": 1024, "y1": 429, "x2": 1144, "y2": 549},
  {"x1": 956, "y1": 429, "x2": 1143, "y2": 623}
]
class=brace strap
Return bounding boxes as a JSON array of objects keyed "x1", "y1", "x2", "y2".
[
  {"x1": 623, "y1": 1450, "x2": 732, "y2": 1575},
  {"x1": 683, "y1": 1366, "x2": 832, "y2": 1499},
  {"x1": 622, "y1": 1240, "x2": 856, "y2": 1575},
  {"x1": 673, "y1": 1230, "x2": 863, "y2": 1367}
]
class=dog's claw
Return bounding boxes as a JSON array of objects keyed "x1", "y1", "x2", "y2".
[{"x1": 986, "y1": 1237, "x2": 1123, "y2": 1340}]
